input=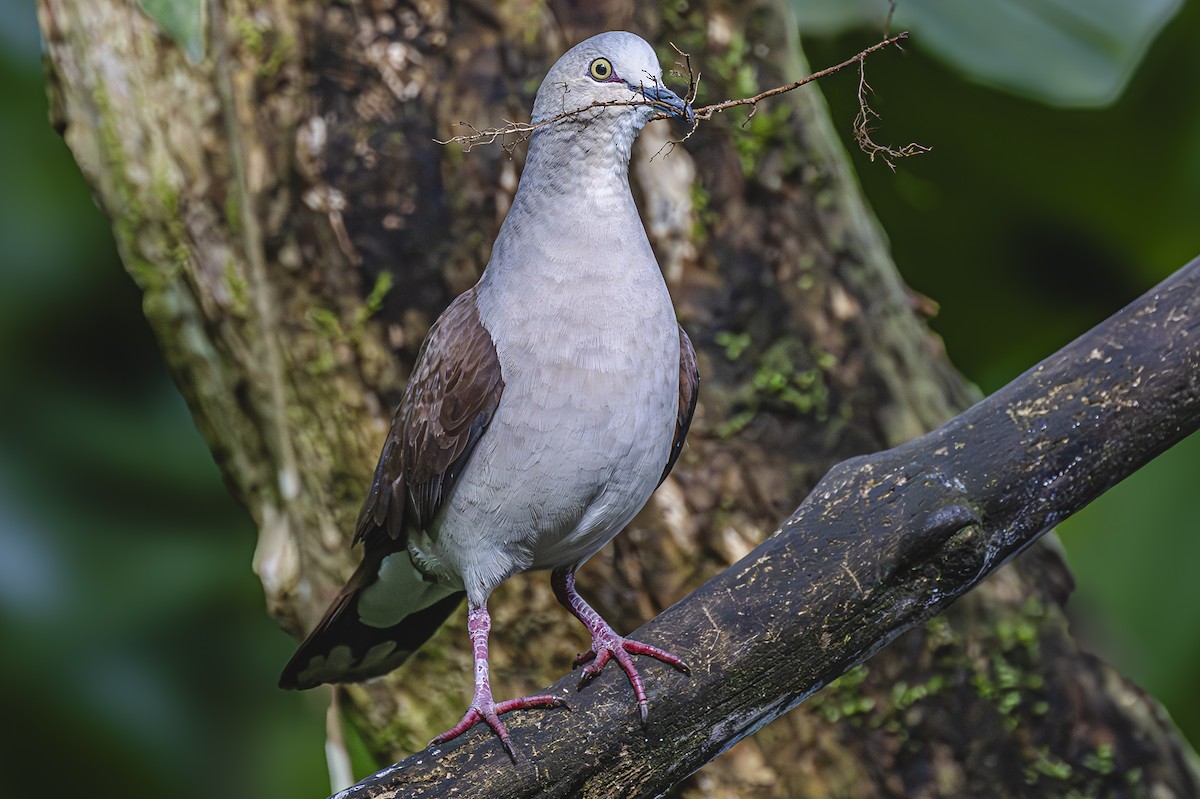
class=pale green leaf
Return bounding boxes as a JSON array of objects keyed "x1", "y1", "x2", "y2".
[
  {"x1": 791, "y1": 0, "x2": 1182, "y2": 107},
  {"x1": 136, "y1": 0, "x2": 205, "y2": 64}
]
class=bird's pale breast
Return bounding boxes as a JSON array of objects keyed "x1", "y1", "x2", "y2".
[{"x1": 412, "y1": 254, "x2": 678, "y2": 603}]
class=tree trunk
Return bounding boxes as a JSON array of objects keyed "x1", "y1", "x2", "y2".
[{"x1": 38, "y1": 0, "x2": 1199, "y2": 796}]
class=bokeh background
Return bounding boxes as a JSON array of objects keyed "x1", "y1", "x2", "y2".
[{"x1": 2, "y1": 2, "x2": 1197, "y2": 797}]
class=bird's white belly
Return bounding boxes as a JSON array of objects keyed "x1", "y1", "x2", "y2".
[{"x1": 410, "y1": 298, "x2": 678, "y2": 604}]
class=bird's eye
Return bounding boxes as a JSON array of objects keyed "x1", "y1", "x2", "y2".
[{"x1": 589, "y1": 57, "x2": 614, "y2": 82}]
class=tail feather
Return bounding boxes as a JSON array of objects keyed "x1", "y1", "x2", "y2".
[{"x1": 279, "y1": 550, "x2": 464, "y2": 690}]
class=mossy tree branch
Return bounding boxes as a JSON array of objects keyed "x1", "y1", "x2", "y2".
[{"x1": 337, "y1": 256, "x2": 1200, "y2": 798}]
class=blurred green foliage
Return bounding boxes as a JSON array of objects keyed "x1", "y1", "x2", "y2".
[
  {"x1": 805, "y1": 0, "x2": 1200, "y2": 751},
  {"x1": 0, "y1": 4, "x2": 326, "y2": 799},
  {"x1": 793, "y1": 0, "x2": 1182, "y2": 106},
  {"x1": 2, "y1": 2, "x2": 1196, "y2": 798}
]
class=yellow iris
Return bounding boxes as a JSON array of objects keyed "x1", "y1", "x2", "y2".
[{"x1": 589, "y1": 58, "x2": 614, "y2": 81}]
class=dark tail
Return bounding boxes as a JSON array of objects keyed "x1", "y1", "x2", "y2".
[{"x1": 279, "y1": 550, "x2": 465, "y2": 690}]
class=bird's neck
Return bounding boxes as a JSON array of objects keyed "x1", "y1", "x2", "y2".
[
  {"x1": 472, "y1": 120, "x2": 672, "y2": 359},
  {"x1": 522, "y1": 124, "x2": 637, "y2": 202},
  {"x1": 474, "y1": 127, "x2": 663, "y2": 318},
  {"x1": 488, "y1": 128, "x2": 644, "y2": 257}
]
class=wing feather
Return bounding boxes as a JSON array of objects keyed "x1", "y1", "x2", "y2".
[
  {"x1": 353, "y1": 288, "x2": 504, "y2": 550},
  {"x1": 660, "y1": 324, "x2": 699, "y2": 485}
]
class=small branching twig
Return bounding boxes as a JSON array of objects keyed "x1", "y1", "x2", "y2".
[
  {"x1": 434, "y1": 92, "x2": 687, "y2": 153},
  {"x1": 670, "y1": 42, "x2": 700, "y2": 108},
  {"x1": 436, "y1": 32, "x2": 928, "y2": 168},
  {"x1": 688, "y1": 32, "x2": 905, "y2": 122},
  {"x1": 853, "y1": 57, "x2": 932, "y2": 171}
]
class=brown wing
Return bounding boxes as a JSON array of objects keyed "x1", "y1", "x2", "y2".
[
  {"x1": 660, "y1": 324, "x2": 699, "y2": 485},
  {"x1": 353, "y1": 287, "x2": 504, "y2": 551}
]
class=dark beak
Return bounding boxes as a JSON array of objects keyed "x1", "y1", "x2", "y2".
[{"x1": 637, "y1": 83, "x2": 695, "y2": 126}]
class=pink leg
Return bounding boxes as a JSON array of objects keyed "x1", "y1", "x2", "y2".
[
  {"x1": 551, "y1": 569, "x2": 690, "y2": 724},
  {"x1": 430, "y1": 602, "x2": 567, "y2": 761}
]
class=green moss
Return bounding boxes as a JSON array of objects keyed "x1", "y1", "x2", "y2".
[
  {"x1": 1082, "y1": 744, "x2": 1115, "y2": 776},
  {"x1": 306, "y1": 306, "x2": 343, "y2": 375},
  {"x1": 124, "y1": 252, "x2": 162, "y2": 291},
  {"x1": 231, "y1": 15, "x2": 264, "y2": 56},
  {"x1": 996, "y1": 597, "x2": 1042, "y2": 653},
  {"x1": 814, "y1": 349, "x2": 838, "y2": 371},
  {"x1": 716, "y1": 334, "x2": 838, "y2": 437},
  {"x1": 354, "y1": 271, "x2": 394, "y2": 328},
  {"x1": 812, "y1": 663, "x2": 949, "y2": 735},
  {"x1": 222, "y1": 189, "x2": 243, "y2": 235},
  {"x1": 700, "y1": 31, "x2": 797, "y2": 177},
  {"x1": 152, "y1": 173, "x2": 180, "y2": 219},
  {"x1": 890, "y1": 673, "x2": 947, "y2": 710},
  {"x1": 972, "y1": 668, "x2": 997, "y2": 701},
  {"x1": 231, "y1": 14, "x2": 295, "y2": 77},
  {"x1": 150, "y1": 162, "x2": 192, "y2": 282},
  {"x1": 810, "y1": 664, "x2": 873, "y2": 724},
  {"x1": 94, "y1": 79, "x2": 190, "y2": 290},
  {"x1": 945, "y1": 599, "x2": 1131, "y2": 793},
  {"x1": 689, "y1": 181, "x2": 713, "y2": 241},
  {"x1": 732, "y1": 103, "x2": 795, "y2": 178},
  {"x1": 924, "y1": 605, "x2": 955, "y2": 644},
  {"x1": 1026, "y1": 748, "x2": 1074, "y2": 782},
  {"x1": 93, "y1": 84, "x2": 134, "y2": 213},
  {"x1": 993, "y1": 654, "x2": 1021, "y2": 691},
  {"x1": 715, "y1": 330, "x2": 751, "y2": 360},
  {"x1": 799, "y1": 603, "x2": 1128, "y2": 798},
  {"x1": 750, "y1": 339, "x2": 831, "y2": 418},
  {"x1": 815, "y1": 186, "x2": 839, "y2": 212},
  {"x1": 996, "y1": 689, "x2": 1022, "y2": 716},
  {"x1": 304, "y1": 274, "x2": 393, "y2": 377},
  {"x1": 223, "y1": 257, "x2": 249, "y2": 315},
  {"x1": 308, "y1": 307, "x2": 343, "y2": 338},
  {"x1": 662, "y1": 6, "x2": 800, "y2": 181},
  {"x1": 92, "y1": 80, "x2": 169, "y2": 294},
  {"x1": 259, "y1": 32, "x2": 296, "y2": 78},
  {"x1": 717, "y1": 407, "x2": 757, "y2": 439}
]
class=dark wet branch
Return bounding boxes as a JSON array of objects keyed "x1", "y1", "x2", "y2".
[{"x1": 333, "y1": 256, "x2": 1200, "y2": 799}]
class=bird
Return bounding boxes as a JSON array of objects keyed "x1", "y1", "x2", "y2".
[{"x1": 279, "y1": 31, "x2": 699, "y2": 760}]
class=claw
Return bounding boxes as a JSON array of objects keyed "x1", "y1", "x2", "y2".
[
  {"x1": 553, "y1": 570, "x2": 690, "y2": 725},
  {"x1": 431, "y1": 693, "x2": 568, "y2": 761},
  {"x1": 433, "y1": 603, "x2": 568, "y2": 761},
  {"x1": 574, "y1": 627, "x2": 689, "y2": 725}
]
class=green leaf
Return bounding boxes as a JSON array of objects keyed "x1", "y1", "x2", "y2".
[
  {"x1": 790, "y1": 0, "x2": 883, "y2": 34},
  {"x1": 791, "y1": 0, "x2": 1182, "y2": 107},
  {"x1": 136, "y1": 0, "x2": 205, "y2": 64}
]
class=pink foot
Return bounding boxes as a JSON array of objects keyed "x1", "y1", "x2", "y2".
[
  {"x1": 575, "y1": 626, "x2": 690, "y2": 723},
  {"x1": 432, "y1": 603, "x2": 567, "y2": 761},
  {"x1": 552, "y1": 570, "x2": 690, "y2": 724},
  {"x1": 430, "y1": 691, "x2": 567, "y2": 761}
]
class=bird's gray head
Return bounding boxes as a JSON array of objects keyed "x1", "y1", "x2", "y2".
[{"x1": 530, "y1": 32, "x2": 693, "y2": 138}]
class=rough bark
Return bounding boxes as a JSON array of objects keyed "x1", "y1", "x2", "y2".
[
  {"x1": 336, "y1": 255, "x2": 1200, "y2": 797},
  {"x1": 38, "y1": 0, "x2": 1200, "y2": 797}
]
